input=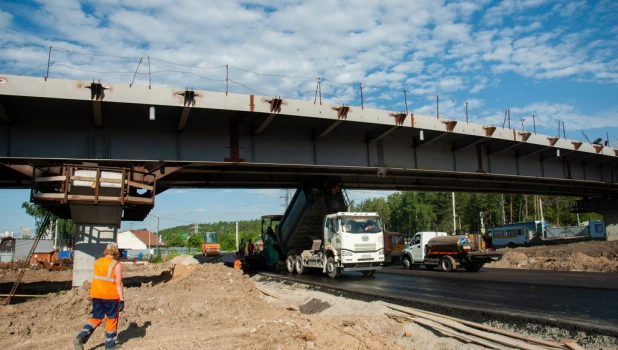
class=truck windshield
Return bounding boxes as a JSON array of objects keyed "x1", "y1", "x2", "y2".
[{"x1": 341, "y1": 217, "x2": 382, "y2": 234}]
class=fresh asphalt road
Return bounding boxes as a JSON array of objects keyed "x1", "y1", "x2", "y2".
[{"x1": 258, "y1": 265, "x2": 618, "y2": 335}]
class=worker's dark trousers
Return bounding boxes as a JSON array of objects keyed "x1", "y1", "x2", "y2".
[{"x1": 77, "y1": 298, "x2": 119, "y2": 348}]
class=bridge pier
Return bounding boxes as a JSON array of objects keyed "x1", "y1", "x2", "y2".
[
  {"x1": 11, "y1": 164, "x2": 157, "y2": 287},
  {"x1": 599, "y1": 210, "x2": 618, "y2": 241},
  {"x1": 71, "y1": 205, "x2": 122, "y2": 287},
  {"x1": 571, "y1": 197, "x2": 618, "y2": 241}
]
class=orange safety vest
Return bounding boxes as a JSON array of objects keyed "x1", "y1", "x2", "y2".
[
  {"x1": 234, "y1": 259, "x2": 242, "y2": 269},
  {"x1": 90, "y1": 257, "x2": 119, "y2": 300}
]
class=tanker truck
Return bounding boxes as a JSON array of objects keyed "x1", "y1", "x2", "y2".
[{"x1": 401, "y1": 232, "x2": 501, "y2": 272}]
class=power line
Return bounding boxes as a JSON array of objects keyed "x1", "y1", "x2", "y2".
[
  {"x1": 16, "y1": 63, "x2": 47, "y2": 76},
  {"x1": 52, "y1": 46, "x2": 141, "y2": 60},
  {"x1": 229, "y1": 66, "x2": 315, "y2": 79},
  {"x1": 52, "y1": 63, "x2": 136, "y2": 75},
  {"x1": 228, "y1": 78, "x2": 269, "y2": 96},
  {"x1": 149, "y1": 57, "x2": 226, "y2": 70},
  {"x1": 150, "y1": 69, "x2": 226, "y2": 82}
]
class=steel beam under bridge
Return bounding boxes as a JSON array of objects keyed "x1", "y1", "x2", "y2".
[{"x1": 1, "y1": 74, "x2": 618, "y2": 198}]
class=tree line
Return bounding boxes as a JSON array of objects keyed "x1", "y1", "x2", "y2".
[
  {"x1": 159, "y1": 220, "x2": 263, "y2": 250},
  {"x1": 350, "y1": 192, "x2": 601, "y2": 237}
]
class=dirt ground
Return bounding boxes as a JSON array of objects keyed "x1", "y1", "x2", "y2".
[
  {"x1": 0, "y1": 262, "x2": 171, "y2": 284},
  {"x1": 0, "y1": 257, "x2": 498, "y2": 350},
  {"x1": 486, "y1": 240, "x2": 618, "y2": 272}
]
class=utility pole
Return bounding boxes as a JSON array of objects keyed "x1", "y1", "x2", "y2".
[
  {"x1": 509, "y1": 195, "x2": 513, "y2": 223},
  {"x1": 54, "y1": 219, "x2": 58, "y2": 250},
  {"x1": 525, "y1": 196, "x2": 528, "y2": 221},
  {"x1": 539, "y1": 197, "x2": 545, "y2": 238},
  {"x1": 148, "y1": 214, "x2": 152, "y2": 259},
  {"x1": 452, "y1": 192, "x2": 456, "y2": 235},
  {"x1": 465, "y1": 102, "x2": 468, "y2": 123},
  {"x1": 532, "y1": 115, "x2": 536, "y2": 134},
  {"x1": 480, "y1": 211, "x2": 485, "y2": 233},
  {"x1": 502, "y1": 194, "x2": 506, "y2": 226},
  {"x1": 235, "y1": 221, "x2": 239, "y2": 252},
  {"x1": 436, "y1": 95, "x2": 439, "y2": 119},
  {"x1": 156, "y1": 215, "x2": 159, "y2": 244}
]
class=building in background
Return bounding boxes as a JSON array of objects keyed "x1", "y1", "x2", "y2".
[
  {"x1": 118, "y1": 230, "x2": 166, "y2": 256},
  {"x1": 0, "y1": 238, "x2": 56, "y2": 262}
]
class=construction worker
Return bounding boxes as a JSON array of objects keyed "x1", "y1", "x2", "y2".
[
  {"x1": 239, "y1": 239, "x2": 246, "y2": 257},
  {"x1": 74, "y1": 243, "x2": 124, "y2": 350},
  {"x1": 247, "y1": 239, "x2": 255, "y2": 256},
  {"x1": 233, "y1": 252, "x2": 243, "y2": 269}
]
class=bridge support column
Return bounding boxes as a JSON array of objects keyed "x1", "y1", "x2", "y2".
[
  {"x1": 599, "y1": 210, "x2": 618, "y2": 241},
  {"x1": 73, "y1": 224, "x2": 119, "y2": 287},
  {"x1": 71, "y1": 204, "x2": 123, "y2": 287}
]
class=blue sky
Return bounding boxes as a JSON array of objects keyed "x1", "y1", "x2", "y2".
[{"x1": 1, "y1": 0, "x2": 618, "y2": 233}]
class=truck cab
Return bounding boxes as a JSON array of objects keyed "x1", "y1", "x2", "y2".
[
  {"x1": 324, "y1": 212, "x2": 385, "y2": 271},
  {"x1": 402, "y1": 231, "x2": 448, "y2": 269},
  {"x1": 285, "y1": 211, "x2": 385, "y2": 278}
]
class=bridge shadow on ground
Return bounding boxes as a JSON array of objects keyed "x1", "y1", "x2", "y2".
[{"x1": 0, "y1": 269, "x2": 176, "y2": 304}]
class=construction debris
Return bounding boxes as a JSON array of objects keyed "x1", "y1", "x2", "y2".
[{"x1": 381, "y1": 302, "x2": 577, "y2": 350}]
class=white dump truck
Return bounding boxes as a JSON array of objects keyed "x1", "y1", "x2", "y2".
[
  {"x1": 263, "y1": 181, "x2": 384, "y2": 278},
  {"x1": 401, "y1": 231, "x2": 501, "y2": 272}
]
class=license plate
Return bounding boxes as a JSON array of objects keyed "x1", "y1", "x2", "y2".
[
  {"x1": 463, "y1": 245, "x2": 471, "y2": 250},
  {"x1": 362, "y1": 254, "x2": 372, "y2": 258}
]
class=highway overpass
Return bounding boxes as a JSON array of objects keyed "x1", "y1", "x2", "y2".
[
  {"x1": 1, "y1": 74, "x2": 617, "y2": 286},
  {"x1": 0, "y1": 74, "x2": 617, "y2": 197}
]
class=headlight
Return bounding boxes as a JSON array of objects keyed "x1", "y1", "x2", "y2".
[
  {"x1": 341, "y1": 250, "x2": 353, "y2": 256},
  {"x1": 378, "y1": 249, "x2": 384, "y2": 256}
]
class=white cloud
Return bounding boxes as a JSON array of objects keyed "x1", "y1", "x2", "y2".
[
  {"x1": 0, "y1": 10, "x2": 13, "y2": 30},
  {"x1": 483, "y1": 0, "x2": 549, "y2": 26},
  {"x1": 0, "y1": 0, "x2": 616, "y2": 116},
  {"x1": 469, "y1": 76, "x2": 488, "y2": 93},
  {"x1": 552, "y1": 1, "x2": 588, "y2": 17},
  {"x1": 245, "y1": 189, "x2": 282, "y2": 198}
]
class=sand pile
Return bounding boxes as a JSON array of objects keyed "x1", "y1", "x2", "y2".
[
  {"x1": 487, "y1": 241, "x2": 618, "y2": 272},
  {"x1": 169, "y1": 254, "x2": 199, "y2": 266}
]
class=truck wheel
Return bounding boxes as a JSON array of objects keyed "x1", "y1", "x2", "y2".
[
  {"x1": 295, "y1": 255, "x2": 305, "y2": 275},
  {"x1": 464, "y1": 263, "x2": 481, "y2": 272},
  {"x1": 286, "y1": 255, "x2": 296, "y2": 274},
  {"x1": 362, "y1": 270, "x2": 376, "y2": 277},
  {"x1": 439, "y1": 256, "x2": 456, "y2": 272},
  {"x1": 326, "y1": 257, "x2": 339, "y2": 279},
  {"x1": 507, "y1": 242, "x2": 516, "y2": 248},
  {"x1": 402, "y1": 256, "x2": 412, "y2": 270}
]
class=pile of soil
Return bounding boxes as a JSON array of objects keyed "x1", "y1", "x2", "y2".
[
  {"x1": 168, "y1": 254, "x2": 199, "y2": 266},
  {"x1": 0, "y1": 263, "x2": 412, "y2": 349},
  {"x1": 487, "y1": 240, "x2": 618, "y2": 272}
]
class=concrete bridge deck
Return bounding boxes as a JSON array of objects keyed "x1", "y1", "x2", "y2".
[{"x1": 0, "y1": 74, "x2": 616, "y2": 197}]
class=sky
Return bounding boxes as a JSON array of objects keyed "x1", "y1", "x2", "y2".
[{"x1": 0, "y1": 0, "x2": 617, "y2": 233}]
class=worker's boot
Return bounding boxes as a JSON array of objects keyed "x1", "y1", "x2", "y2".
[{"x1": 73, "y1": 335, "x2": 85, "y2": 350}]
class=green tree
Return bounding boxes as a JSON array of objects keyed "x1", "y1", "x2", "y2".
[
  {"x1": 187, "y1": 234, "x2": 204, "y2": 248},
  {"x1": 357, "y1": 197, "x2": 392, "y2": 230},
  {"x1": 21, "y1": 202, "x2": 76, "y2": 239},
  {"x1": 165, "y1": 233, "x2": 185, "y2": 247}
]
